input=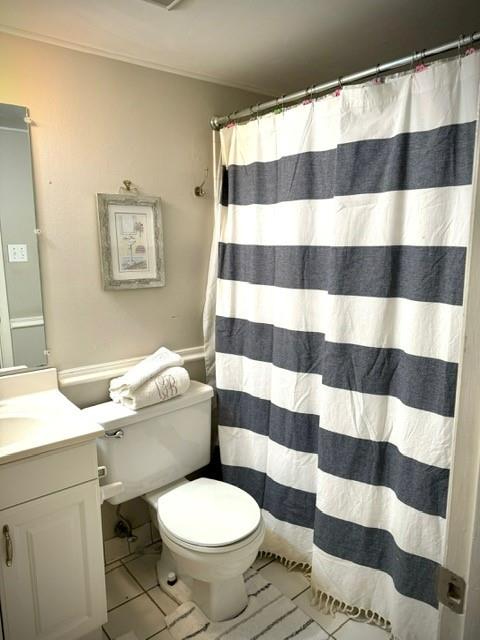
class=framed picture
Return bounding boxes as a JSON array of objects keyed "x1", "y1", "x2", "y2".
[{"x1": 96, "y1": 193, "x2": 165, "y2": 290}]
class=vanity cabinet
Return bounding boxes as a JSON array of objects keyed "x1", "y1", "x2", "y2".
[{"x1": 0, "y1": 441, "x2": 106, "y2": 640}]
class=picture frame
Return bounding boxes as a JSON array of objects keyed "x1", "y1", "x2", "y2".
[{"x1": 96, "y1": 193, "x2": 165, "y2": 290}]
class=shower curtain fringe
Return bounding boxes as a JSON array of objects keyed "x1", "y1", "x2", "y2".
[
  {"x1": 258, "y1": 549, "x2": 311, "y2": 572},
  {"x1": 258, "y1": 550, "x2": 398, "y2": 638}
]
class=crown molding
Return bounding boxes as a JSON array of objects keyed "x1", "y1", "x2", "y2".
[
  {"x1": 0, "y1": 24, "x2": 272, "y2": 96},
  {"x1": 58, "y1": 345, "x2": 205, "y2": 388}
]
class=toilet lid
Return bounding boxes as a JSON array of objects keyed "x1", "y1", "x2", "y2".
[{"x1": 156, "y1": 478, "x2": 261, "y2": 547}]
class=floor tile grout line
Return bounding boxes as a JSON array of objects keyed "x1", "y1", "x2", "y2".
[
  {"x1": 121, "y1": 559, "x2": 155, "y2": 595},
  {"x1": 290, "y1": 586, "x2": 331, "y2": 636},
  {"x1": 120, "y1": 543, "x2": 163, "y2": 568},
  {"x1": 145, "y1": 627, "x2": 169, "y2": 640},
  {"x1": 326, "y1": 619, "x2": 349, "y2": 638},
  {"x1": 106, "y1": 555, "x2": 332, "y2": 639},
  {"x1": 102, "y1": 626, "x2": 113, "y2": 640},
  {"x1": 105, "y1": 563, "x2": 144, "y2": 611},
  {"x1": 105, "y1": 563, "x2": 146, "y2": 611},
  {"x1": 329, "y1": 616, "x2": 370, "y2": 639},
  {"x1": 291, "y1": 585, "x2": 311, "y2": 600},
  {"x1": 106, "y1": 589, "x2": 168, "y2": 638},
  {"x1": 105, "y1": 564, "x2": 126, "y2": 576},
  {"x1": 145, "y1": 585, "x2": 174, "y2": 617},
  {"x1": 120, "y1": 554, "x2": 173, "y2": 618},
  {"x1": 105, "y1": 564, "x2": 122, "y2": 574},
  {"x1": 106, "y1": 591, "x2": 145, "y2": 614},
  {"x1": 333, "y1": 617, "x2": 354, "y2": 634},
  {"x1": 255, "y1": 558, "x2": 275, "y2": 571},
  {"x1": 107, "y1": 543, "x2": 188, "y2": 621}
]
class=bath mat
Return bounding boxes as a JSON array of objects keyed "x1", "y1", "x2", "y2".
[{"x1": 165, "y1": 568, "x2": 324, "y2": 640}]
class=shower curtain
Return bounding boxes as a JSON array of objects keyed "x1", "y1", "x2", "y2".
[{"x1": 204, "y1": 51, "x2": 480, "y2": 640}]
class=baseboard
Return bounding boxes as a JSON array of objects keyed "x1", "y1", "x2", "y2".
[{"x1": 58, "y1": 345, "x2": 205, "y2": 388}]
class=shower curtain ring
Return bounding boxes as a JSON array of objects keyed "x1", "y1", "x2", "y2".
[
  {"x1": 304, "y1": 85, "x2": 315, "y2": 106},
  {"x1": 458, "y1": 34, "x2": 465, "y2": 56},
  {"x1": 465, "y1": 33, "x2": 476, "y2": 56},
  {"x1": 414, "y1": 49, "x2": 428, "y2": 72}
]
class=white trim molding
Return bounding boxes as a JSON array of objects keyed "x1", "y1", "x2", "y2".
[
  {"x1": 58, "y1": 345, "x2": 205, "y2": 388},
  {"x1": 10, "y1": 315, "x2": 44, "y2": 329},
  {"x1": 0, "y1": 25, "x2": 272, "y2": 97}
]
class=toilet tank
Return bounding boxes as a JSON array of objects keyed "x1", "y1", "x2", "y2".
[{"x1": 82, "y1": 381, "x2": 213, "y2": 504}]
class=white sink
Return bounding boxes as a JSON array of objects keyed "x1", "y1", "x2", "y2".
[
  {"x1": 0, "y1": 368, "x2": 103, "y2": 464},
  {"x1": 0, "y1": 414, "x2": 50, "y2": 448}
]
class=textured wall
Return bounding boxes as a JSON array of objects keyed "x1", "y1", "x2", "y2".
[
  {"x1": 0, "y1": 33, "x2": 263, "y2": 372},
  {"x1": 0, "y1": 33, "x2": 265, "y2": 542}
]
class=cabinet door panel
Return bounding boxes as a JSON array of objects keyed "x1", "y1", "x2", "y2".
[{"x1": 0, "y1": 481, "x2": 106, "y2": 640}]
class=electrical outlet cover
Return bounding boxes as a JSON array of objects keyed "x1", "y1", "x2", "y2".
[{"x1": 7, "y1": 244, "x2": 28, "y2": 262}]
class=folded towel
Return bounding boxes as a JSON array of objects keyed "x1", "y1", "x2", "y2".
[
  {"x1": 109, "y1": 347, "x2": 183, "y2": 395},
  {"x1": 110, "y1": 366, "x2": 190, "y2": 410}
]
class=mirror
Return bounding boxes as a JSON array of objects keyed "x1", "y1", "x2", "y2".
[{"x1": 0, "y1": 104, "x2": 47, "y2": 372}]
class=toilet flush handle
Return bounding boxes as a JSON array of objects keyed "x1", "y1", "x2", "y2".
[{"x1": 104, "y1": 429, "x2": 124, "y2": 439}]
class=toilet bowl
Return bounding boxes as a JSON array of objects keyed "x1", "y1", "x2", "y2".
[
  {"x1": 147, "y1": 477, "x2": 265, "y2": 621},
  {"x1": 85, "y1": 382, "x2": 265, "y2": 622}
]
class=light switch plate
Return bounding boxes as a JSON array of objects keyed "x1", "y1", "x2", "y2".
[{"x1": 7, "y1": 244, "x2": 28, "y2": 262}]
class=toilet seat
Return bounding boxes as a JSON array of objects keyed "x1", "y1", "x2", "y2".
[
  {"x1": 156, "y1": 477, "x2": 261, "y2": 549},
  {"x1": 159, "y1": 518, "x2": 265, "y2": 555}
]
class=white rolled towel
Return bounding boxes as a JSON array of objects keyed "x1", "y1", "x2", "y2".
[
  {"x1": 110, "y1": 366, "x2": 190, "y2": 410},
  {"x1": 109, "y1": 347, "x2": 183, "y2": 396}
]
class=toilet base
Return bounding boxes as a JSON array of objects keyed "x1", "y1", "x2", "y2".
[
  {"x1": 156, "y1": 546, "x2": 193, "y2": 605},
  {"x1": 156, "y1": 545, "x2": 249, "y2": 621},
  {"x1": 192, "y1": 575, "x2": 248, "y2": 621}
]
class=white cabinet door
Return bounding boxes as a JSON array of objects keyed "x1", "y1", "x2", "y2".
[{"x1": 0, "y1": 480, "x2": 106, "y2": 640}]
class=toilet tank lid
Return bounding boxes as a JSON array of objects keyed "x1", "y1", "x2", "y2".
[{"x1": 81, "y1": 380, "x2": 213, "y2": 429}]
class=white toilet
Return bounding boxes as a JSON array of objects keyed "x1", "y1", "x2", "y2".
[{"x1": 83, "y1": 381, "x2": 264, "y2": 621}]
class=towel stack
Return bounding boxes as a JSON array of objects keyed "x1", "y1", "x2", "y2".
[{"x1": 109, "y1": 347, "x2": 190, "y2": 410}]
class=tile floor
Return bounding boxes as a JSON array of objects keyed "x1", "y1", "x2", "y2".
[{"x1": 102, "y1": 543, "x2": 390, "y2": 640}]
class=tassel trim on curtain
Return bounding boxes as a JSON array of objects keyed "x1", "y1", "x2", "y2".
[{"x1": 257, "y1": 550, "x2": 399, "y2": 639}]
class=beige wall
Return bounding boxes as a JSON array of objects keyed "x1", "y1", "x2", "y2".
[
  {"x1": 0, "y1": 33, "x2": 264, "y2": 544},
  {"x1": 0, "y1": 33, "x2": 263, "y2": 375}
]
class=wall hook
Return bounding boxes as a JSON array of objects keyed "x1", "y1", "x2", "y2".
[
  {"x1": 119, "y1": 179, "x2": 139, "y2": 194},
  {"x1": 194, "y1": 168, "x2": 208, "y2": 197}
]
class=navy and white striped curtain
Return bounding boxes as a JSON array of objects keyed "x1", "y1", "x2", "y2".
[{"x1": 205, "y1": 52, "x2": 480, "y2": 640}]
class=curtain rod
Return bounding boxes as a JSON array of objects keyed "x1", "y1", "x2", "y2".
[{"x1": 210, "y1": 32, "x2": 480, "y2": 130}]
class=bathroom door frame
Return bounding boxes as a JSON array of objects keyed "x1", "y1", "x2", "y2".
[{"x1": 439, "y1": 138, "x2": 480, "y2": 640}]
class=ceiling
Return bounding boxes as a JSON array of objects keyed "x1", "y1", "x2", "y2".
[{"x1": 0, "y1": 0, "x2": 479, "y2": 96}]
